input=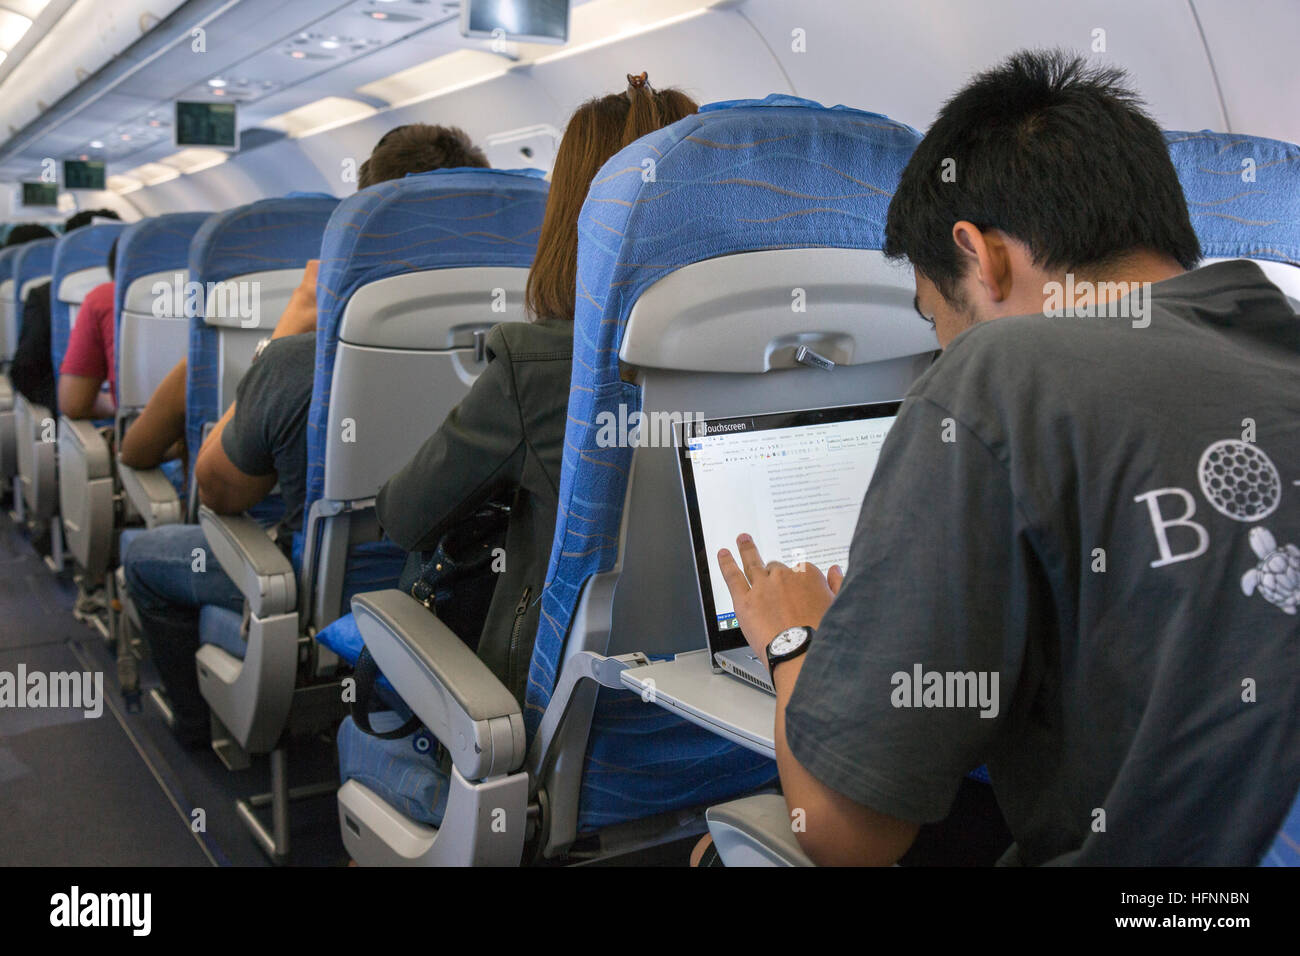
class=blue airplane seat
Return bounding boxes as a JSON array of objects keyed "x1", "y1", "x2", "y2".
[
  {"x1": 184, "y1": 194, "x2": 339, "y2": 519},
  {"x1": 298, "y1": 166, "x2": 549, "y2": 627},
  {"x1": 532, "y1": 94, "x2": 923, "y2": 835},
  {"x1": 50, "y1": 222, "x2": 125, "y2": 379},
  {"x1": 1165, "y1": 129, "x2": 1300, "y2": 306}
]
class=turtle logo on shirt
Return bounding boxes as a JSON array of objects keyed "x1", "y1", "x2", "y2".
[
  {"x1": 1240, "y1": 527, "x2": 1300, "y2": 615},
  {"x1": 1197, "y1": 440, "x2": 1281, "y2": 522}
]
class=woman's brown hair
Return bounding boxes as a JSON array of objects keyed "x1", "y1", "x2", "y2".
[{"x1": 525, "y1": 74, "x2": 698, "y2": 322}]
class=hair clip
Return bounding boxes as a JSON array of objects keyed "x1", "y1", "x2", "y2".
[{"x1": 626, "y1": 71, "x2": 649, "y2": 91}]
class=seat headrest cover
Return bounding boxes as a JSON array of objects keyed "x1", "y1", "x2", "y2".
[
  {"x1": 113, "y1": 212, "x2": 212, "y2": 332},
  {"x1": 1166, "y1": 130, "x2": 1300, "y2": 265},
  {"x1": 51, "y1": 222, "x2": 126, "y2": 372},
  {"x1": 52, "y1": 222, "x2": 125, "y2": 296},
  {"x1": 13, "y1": 236, "x2": 56, "y2": 295},
  {"x1": 305, "y1": 167, "x2": 549, "y2": 510},
  {"x1": 186, "y1": 195, "x2": 338, "y2": 482},
  {"x1": 187, "y1": 195, "x2": 339, "y2": 284},
  {"x1": 11, "y1": 237, "x2": 56, "y2": 330},
  {"x1": 526, "y1": 96, "x2": 922, "y2": 735}
]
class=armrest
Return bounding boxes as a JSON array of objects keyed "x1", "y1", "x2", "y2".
[
  {"x1": 706, "y1": 794, "x2": 816, "y2": 867},
  {"x1": 352, "y1": 590, "x2": 526, "y2": 781},
  {"x1": 0, "y1": 373, "x2": 12, "y2": 411},
  {"x1": 118, "y1": 462, "x2": 182, "y2": 528},
  {"x1": 198, "y1": 505, "x2": 296, "y2": 618},
  {"x1": 58, "y1": 416, "x2": 112, "y2": 477}
]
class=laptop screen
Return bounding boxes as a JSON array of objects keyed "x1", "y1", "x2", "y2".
[{"x1": 676, "y1": 401, "x2": 901, "y2": 656}]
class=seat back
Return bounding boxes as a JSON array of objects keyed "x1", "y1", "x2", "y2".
[
  {"x1": 528, "y1": 95, "x2": 933, "y2": 846},
  {"x1": 1166, "y1": 130, "x2": 1300, "y2": 308},
  {"x1": 0, "y1": 245, "x2": 22, "y2": 365},
  {"x1": 51, "y1": 222, "x2": 126, "y2": 379},
  {"x1": 12, "y1": 237, "x2": 56, "y2": 337},
  {"x1": 185, "y1": 195, "x2": 338, "y2": 491},
  {"x1": 115, "y1": 213, "x2": 212, "y2": 411},
  {"x1": 303, "y1": 168, "x2": 549, "y2": 628}
]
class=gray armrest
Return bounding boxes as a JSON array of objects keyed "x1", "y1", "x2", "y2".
[
  {"x1": 198, "y1": 505, "x2": 295, "y2": 618},
  {"x1": 118, "y1": 462, "x2": 182, "y2": 528},
  {"x1": 352, "y1": 590, "x2": 526, "y2": 781},
  {"x1": 706, "y1": 794, "x2": 816, "y2": 867},
  {"x1": 58, "y1": 416, "x2": 112, "y2": 476},
  {"x1": 0, "y1": 373, "x2": 11, "y2": 411}
]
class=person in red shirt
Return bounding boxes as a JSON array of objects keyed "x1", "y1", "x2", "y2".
[{"x1": 58, "y1": 237, "x2": 117, "y2": 420}]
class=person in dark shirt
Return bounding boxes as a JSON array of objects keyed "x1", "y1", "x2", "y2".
[
  {"x1": 121, "y1": 125, "x2": 494, "y2": 746},
  {"x1": 375, "y1": 74, "x2": 698, "y2": 708},
  {"x1": 9, "y1": 209, "x2": 121, "y2": 414},
  {"x1": 713, "y1": 50, "x2": 1299, "y2": 865}
]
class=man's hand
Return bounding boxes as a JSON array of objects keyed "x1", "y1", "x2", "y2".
[{"x1": 718, "y1": 533, "x2": 843, "y2": 657}]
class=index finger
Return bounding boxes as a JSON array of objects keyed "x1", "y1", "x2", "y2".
[
  {"x1": 717, "y1": 547, "x2": 751, "y2": 599},
  {"x1": 735, "y1": 533, "x2": 767, "y2": 579}
]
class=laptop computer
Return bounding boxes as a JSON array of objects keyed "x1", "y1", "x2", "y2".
[{"x1": 675, "y1": 401, "x2": 902, "y2": 694}]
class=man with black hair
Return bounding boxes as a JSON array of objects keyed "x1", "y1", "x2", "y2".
[
  {"x1": 3, "y1": 223, "x2": 55, "y2": 247},
  {"x1": 718, "y1": 50, "x2": 1299, "y2": 866},
  {"x1": 10, "y1": 208, "x2": 121, "y2": 413}
]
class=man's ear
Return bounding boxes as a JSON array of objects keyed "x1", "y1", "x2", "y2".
[{"x1": 951, "y1": 221, "x2": 1010, "y2": 303}]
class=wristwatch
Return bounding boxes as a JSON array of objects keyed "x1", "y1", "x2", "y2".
[{"x1": 765, "y1": 626, "x2": 813, "y2": 676}]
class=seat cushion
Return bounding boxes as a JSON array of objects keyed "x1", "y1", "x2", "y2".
[
  {"x1": 315, "y1": 612, "x2": 404, "y2": 711},
  {"x1": 337, "y1": 713, "x2": 448, "y2": 827},
  {"x1": 577, "y1": 688, "x2": 779, "y2": 833},
  {"x1": 198, "y1": 604, "x2": 245, "y2": 659}
]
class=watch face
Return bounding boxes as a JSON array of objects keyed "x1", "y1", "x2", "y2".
[{"x1": 770, "y1": 627, "x2": 808, "y2": 656}]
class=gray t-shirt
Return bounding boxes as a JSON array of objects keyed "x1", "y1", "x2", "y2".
[
  {"x1": 220, "y1": 332, "x2": 314, "y2": 541},
  {"x1": 785, "y1": 260, "x2": 1300, "y2": 865}
]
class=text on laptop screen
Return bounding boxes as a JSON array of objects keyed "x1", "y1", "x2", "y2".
[{"x1": 682, "y1": 406, "x2": 898, "y2": 634}]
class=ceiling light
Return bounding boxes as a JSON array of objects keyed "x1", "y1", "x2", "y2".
[
  {"x1": 119, "y1": 133, "x2": 131, "y2": 141},
  {"x1": 320, "y1": 38, "x2": 339, "y2": 49},
  {"x1": 159, "y1": 148, "x2": 229, "y2": 174},
  {"x1": 89, "y1": 140, "x2": 103, "y2": 148},
  {"x1": 0, "y1": 10, "x2": 32, "y2": 51},
  {"x1": 261, "y1": 96, "x2": 378, "y2": 139},
  {"x1": 289, "y1": 50, "x2": 306, "y2": 58},
  {"x1": 208, "y1": 77, "x2": 227, "y2": 88},
  {"x1": 212, "y1": 88, "x2": 225, "y2": 95}
]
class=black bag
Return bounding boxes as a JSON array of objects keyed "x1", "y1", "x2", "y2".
[
  {"x1": 351, "y1": 502, "x2": 510, "y2": 740},
  {"x1": 401, "y1": 501, "x2": 510, "y2": 650}
]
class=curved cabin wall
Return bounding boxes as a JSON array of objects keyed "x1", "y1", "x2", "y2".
[{"x1": 74, "y1": 0, "x2": 1300, "y2": 218}]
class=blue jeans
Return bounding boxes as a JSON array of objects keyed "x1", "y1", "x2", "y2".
[{"x1": 122, "y1": 524, "x2": 244, "y2": 739}]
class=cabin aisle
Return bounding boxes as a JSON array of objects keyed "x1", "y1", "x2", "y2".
[{"x1": 0, "y1": 507, "x2": 344, "y2": 866}]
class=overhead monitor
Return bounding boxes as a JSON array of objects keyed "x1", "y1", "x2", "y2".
[
  {"x1": 64, "y1": 159, "x2": 106, "y2": 190},
  {"x1": 21, "y1": 182, "x2": 59, "y2": 207},
  {"x1": 460, "y1": 0, "x2": 569, "y2": 45},
  {"x1": 174, "y1": 100, "x2": 239, "y2": 150}
]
